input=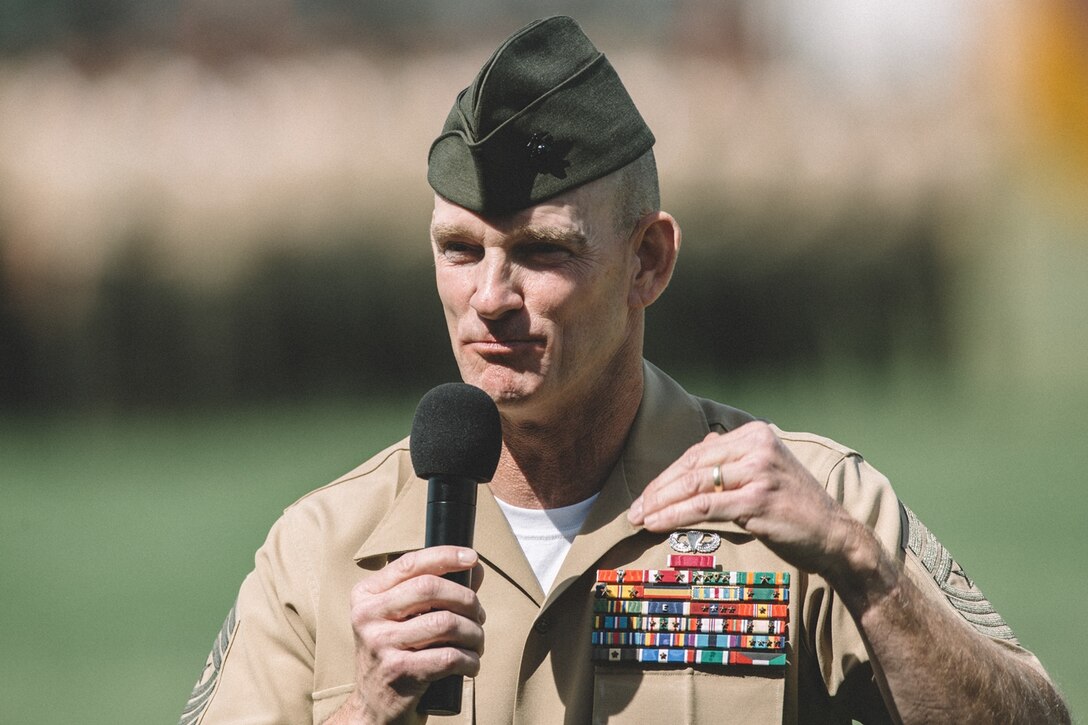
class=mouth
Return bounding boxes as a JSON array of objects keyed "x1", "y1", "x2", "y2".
[{"x1": 465, "y1": 337, "x2": 544, "y2": 355}]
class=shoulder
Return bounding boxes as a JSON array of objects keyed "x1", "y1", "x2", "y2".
[
  {"x1": 288, "y1": 437, "x2": 413, "y2": 511},
  {"x1": 770, "y1": 424, "x2": 901, "y2": 529},
  {"x1": 775, "y1": 427, "x2": 864, "y2": 485},
  {"x1": 694, "y1": 388, "x2": 900, "y2": 532},
  {"x1": 691, "y1": 390, "x2": 864, "y2": 483},
  {"x1": 270, "y1": 437, "x2": 415, "y2": 553}
]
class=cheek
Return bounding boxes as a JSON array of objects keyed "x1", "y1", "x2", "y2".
[
  {"x1": 435, "y1": 270, "x2": 471, "y2": 314},
  {"x1": 548, "y1": 284, "x2": 623, "y2": 349},
  {"x1": 525, "y1": 278, "x2": 574, "y2": 327},
  {"x1": 575, "y1": 286, "x2": 634, "y2": 351}
]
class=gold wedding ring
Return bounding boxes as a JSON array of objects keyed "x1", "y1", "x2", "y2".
[{"x1": 711, "y1": 464, "x2": 723, "y2": 492}]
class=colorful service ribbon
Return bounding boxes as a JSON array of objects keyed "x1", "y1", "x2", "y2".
[{"x1": 591, "y1": 559, "x2": 789, "y2": 668}]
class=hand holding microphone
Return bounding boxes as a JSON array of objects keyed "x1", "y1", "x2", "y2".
[
  {"x1": 337, "y1": 384, "x2": 501, "y2": 723},
  {"x1": 410, "y1": 383, "x2": 502, "y2": 715}
]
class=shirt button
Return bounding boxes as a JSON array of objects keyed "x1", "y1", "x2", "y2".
[{"x1": 533, "y1": 616, "x2": 551, "y2": 634}]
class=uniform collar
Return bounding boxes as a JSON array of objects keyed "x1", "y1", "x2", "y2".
[
  {"x1": 351, "y1": 445, "x2": 424, "y2": 565},
  {"x1": 542, "y1": 361, "x2": 748, "y2": 607},
  {"x1": 353, "y1": 362, "x2": 747, "y2": 604},
  {"x1": 352, "y1": 470, "x2": 549, "y2": 603}
]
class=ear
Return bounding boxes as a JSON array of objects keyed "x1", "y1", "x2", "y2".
[{"x1": 628, "y1": 211, "x2": 681, "y2": 309}]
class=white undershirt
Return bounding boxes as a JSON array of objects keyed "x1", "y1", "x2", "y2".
[{"x1": 494, "y1": 493, "x2": 600, "y2": 593}]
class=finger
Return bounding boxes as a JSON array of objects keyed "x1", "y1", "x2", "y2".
[
  {"x1": 637, "y1": 458, "x2": 759, "y2": 522},
  {"x1": 641, "y1": 488, "x2": 757, "y2": 533},
  {"x1": 629, "y1": 423, "x2": 779, "y2": 525},
  {"x1": 469, "y1": 561, "x2": 486, "y2": 593},
  {"x1": 361, "y1": 546, "x2": 478, "y2": 596},
  {"x1": 386, "y1": 609, "x2": 486, "y2": 655},
  {"x1": 630, "y1": 447, "x2": 745, "y2": 526},
  {"x1": 404, "y1": 645, "x2": 483, "y2": 682},
  {"x1": 365, "y1": 642, "x2": 482, "y2": 693},
  {"x1": 634, "y1": 462, "x2": 716, "y2": 523},
  {"x1": 357, "y1": 573, "x2": 486, "y2": 624},
  {"x1": 628, "y1": 439, "x2": 721, "y2": 525}
]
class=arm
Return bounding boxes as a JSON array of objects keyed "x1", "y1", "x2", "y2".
[
  {"x1": 823, "y1": 498, "x2": 1067, "y2": 723},
  {"x1": 183, "y1": 535, "x2": 482, "y2": 725},
  {"x1": 325, "y1": 546, "x2": 485, "y2": 725},
  {"x1": 180, "y1": 511, "x2": 326, "y2": 724},
  {"x1": 628, "y1": 422, "x2": 1069, "y2": 724}
]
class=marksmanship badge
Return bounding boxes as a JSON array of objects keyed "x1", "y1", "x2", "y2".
[{"x1": 668, "y1": 530, "x2": 721, "y2": 554}]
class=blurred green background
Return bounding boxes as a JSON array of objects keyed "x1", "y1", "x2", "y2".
[{"x1": 2, "y1": 1, "x2": 1086, "y2": 722}]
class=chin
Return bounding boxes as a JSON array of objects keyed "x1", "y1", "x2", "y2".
[{"x1": 463, "y1": 366, "x2": 544, "y2": 408}]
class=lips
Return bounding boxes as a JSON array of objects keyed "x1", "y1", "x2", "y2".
[
  {"x1": 462, "y1": 327, "x2": 544, "y2": 354},
  {"x1": 467, "y1": 338, "x2": 543, "y2": 352}
]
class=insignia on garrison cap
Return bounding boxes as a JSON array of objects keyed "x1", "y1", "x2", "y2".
[
  {"x1": 427, "y1": 15, "x2": 655, "y2": 215},
  {"x1": 899, "y1": 502, "x2": 1018, "y2": 643},
  {"x1": 668, "y1": 530, "x2": 722, "y2": 554}
]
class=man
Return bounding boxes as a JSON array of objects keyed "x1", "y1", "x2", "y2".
[{"x1": 181, "y1": 16, "x2": 1069, "y2": 724}]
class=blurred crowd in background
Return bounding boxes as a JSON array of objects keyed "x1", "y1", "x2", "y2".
[{"x1": 1, "y1": 0, "x2": 1086, "y2": 410}]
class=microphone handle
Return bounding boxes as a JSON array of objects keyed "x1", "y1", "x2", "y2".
[{"x1": 418, "y1": 476, "x2": 478, "y2": 715}]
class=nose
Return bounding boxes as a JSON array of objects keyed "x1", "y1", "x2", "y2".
[{"x1": 470, "y1": 252, "x2": 523, "y2": 320}]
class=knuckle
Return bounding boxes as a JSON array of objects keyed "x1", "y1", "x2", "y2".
[
  {"x1": 350, "y1": 590, "x2": 383, "y2": 628},
  {"x1": 748, "y1": 420, "x2": 772, "y2": 435},
  {"x1": 749, "y1": 449, "x2": 773, "y2": 472},
  {"x1": 391, "y1": 552, "x2": 417, "y2": 577},
  {"x1": 755, "y1": 422, "x2": 780, "y2": 448},
  {"x1": 351, "y1": 578, "x2": 376, "y2": 603},
  {"x1": 690, "y1": 493, "x2": 714, "y2": 518},
  {"x1": 425, "y1": 646, "x2": 460, "y2": 677},
  {"x1": 681, "y1": 471, "x2": 702, "y2": 497},
  {"x1": 364, "y1": 622, "x2": 391, "y2": 650},
  {"x1": 441, "y1": 647, "x2": 459, "y2": 670},
  {"x1": 409, "y1": 574, "x2": 442, "y2": 601},
  {"x1": 427, "y1": 609, "x2": 458, "y2": 638},
  {"x1": 741, "y1": 420, "x2": 769, "y2": 442},
  {"x1": 457, "y1": 582, "x2": 477, "y2": 605},
  {"x1": 736, "y1": 486, "x2": 768, "y2": 521},
  {"x1": 736, "y1": 485, "x2": 763, "y2": 512},
  {"x1": 383, "y1": 649, "x2": 413, "y2": 680},
  {"x1": 349, "y1": 601, "x2": 369, "y2": 628},
  {"x1": 680, "y1": 447, "x2": 703, "y2": 471}
]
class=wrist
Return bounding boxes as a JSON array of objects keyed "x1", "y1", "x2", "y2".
[
  {"x1": 326, "y1": 690, "x2": 381, "y2": 725},
  {"x1": 823, "y1": 515, "x2": 900, "y2": 616}
]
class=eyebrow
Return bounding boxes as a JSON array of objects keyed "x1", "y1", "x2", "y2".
[
  {"x1": 516, "y1": 224, "x2": 588, "y2": 247},
  {"x1": 429, "y1": 222, "x2": 474, "y2": 243},
  {"x1": 429, "y1": 222, "x2": 588, "y2": 248}
]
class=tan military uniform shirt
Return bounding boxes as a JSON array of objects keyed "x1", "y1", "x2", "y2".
[{"x1": 181, "y1": 362, "x2": 1041, "y2": 724}]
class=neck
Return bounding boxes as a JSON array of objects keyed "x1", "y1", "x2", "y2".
[{"x1": 489, "y1": 354, "x2": 644, "y2": 510}]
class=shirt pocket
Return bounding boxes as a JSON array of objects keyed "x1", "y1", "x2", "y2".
[{"x1": 592, "y1": 666, "x2": 784, "y2": 724}]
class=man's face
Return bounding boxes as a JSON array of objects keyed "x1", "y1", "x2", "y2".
[{"x1": 430, "y1": 180, "x2": 641, "y2": 416}]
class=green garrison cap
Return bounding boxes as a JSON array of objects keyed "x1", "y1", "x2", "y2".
[{"x1": 428, "y1": 16, "x2": 655, "y2": 215}]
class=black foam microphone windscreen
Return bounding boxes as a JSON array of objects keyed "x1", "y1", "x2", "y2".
[
  {"x1": 410, "y1": 382, "x2": 502, "y2": 483},
  {"x1": 410, "y1": 382, "x2": 502, "y2": 715}
]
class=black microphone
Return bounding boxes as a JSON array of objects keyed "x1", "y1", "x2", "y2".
[{"x1": 410, "y1": 383, "x2": 502, "y2": 716}]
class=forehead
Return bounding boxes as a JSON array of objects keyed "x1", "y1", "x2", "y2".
[{"x1": 430, "y1": 173, "x2": 619, "y2": 243}]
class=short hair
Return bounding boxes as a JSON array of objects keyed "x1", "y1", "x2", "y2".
[{"x1": 611, "y1": 149, "x2": 660, "y2": 236}]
